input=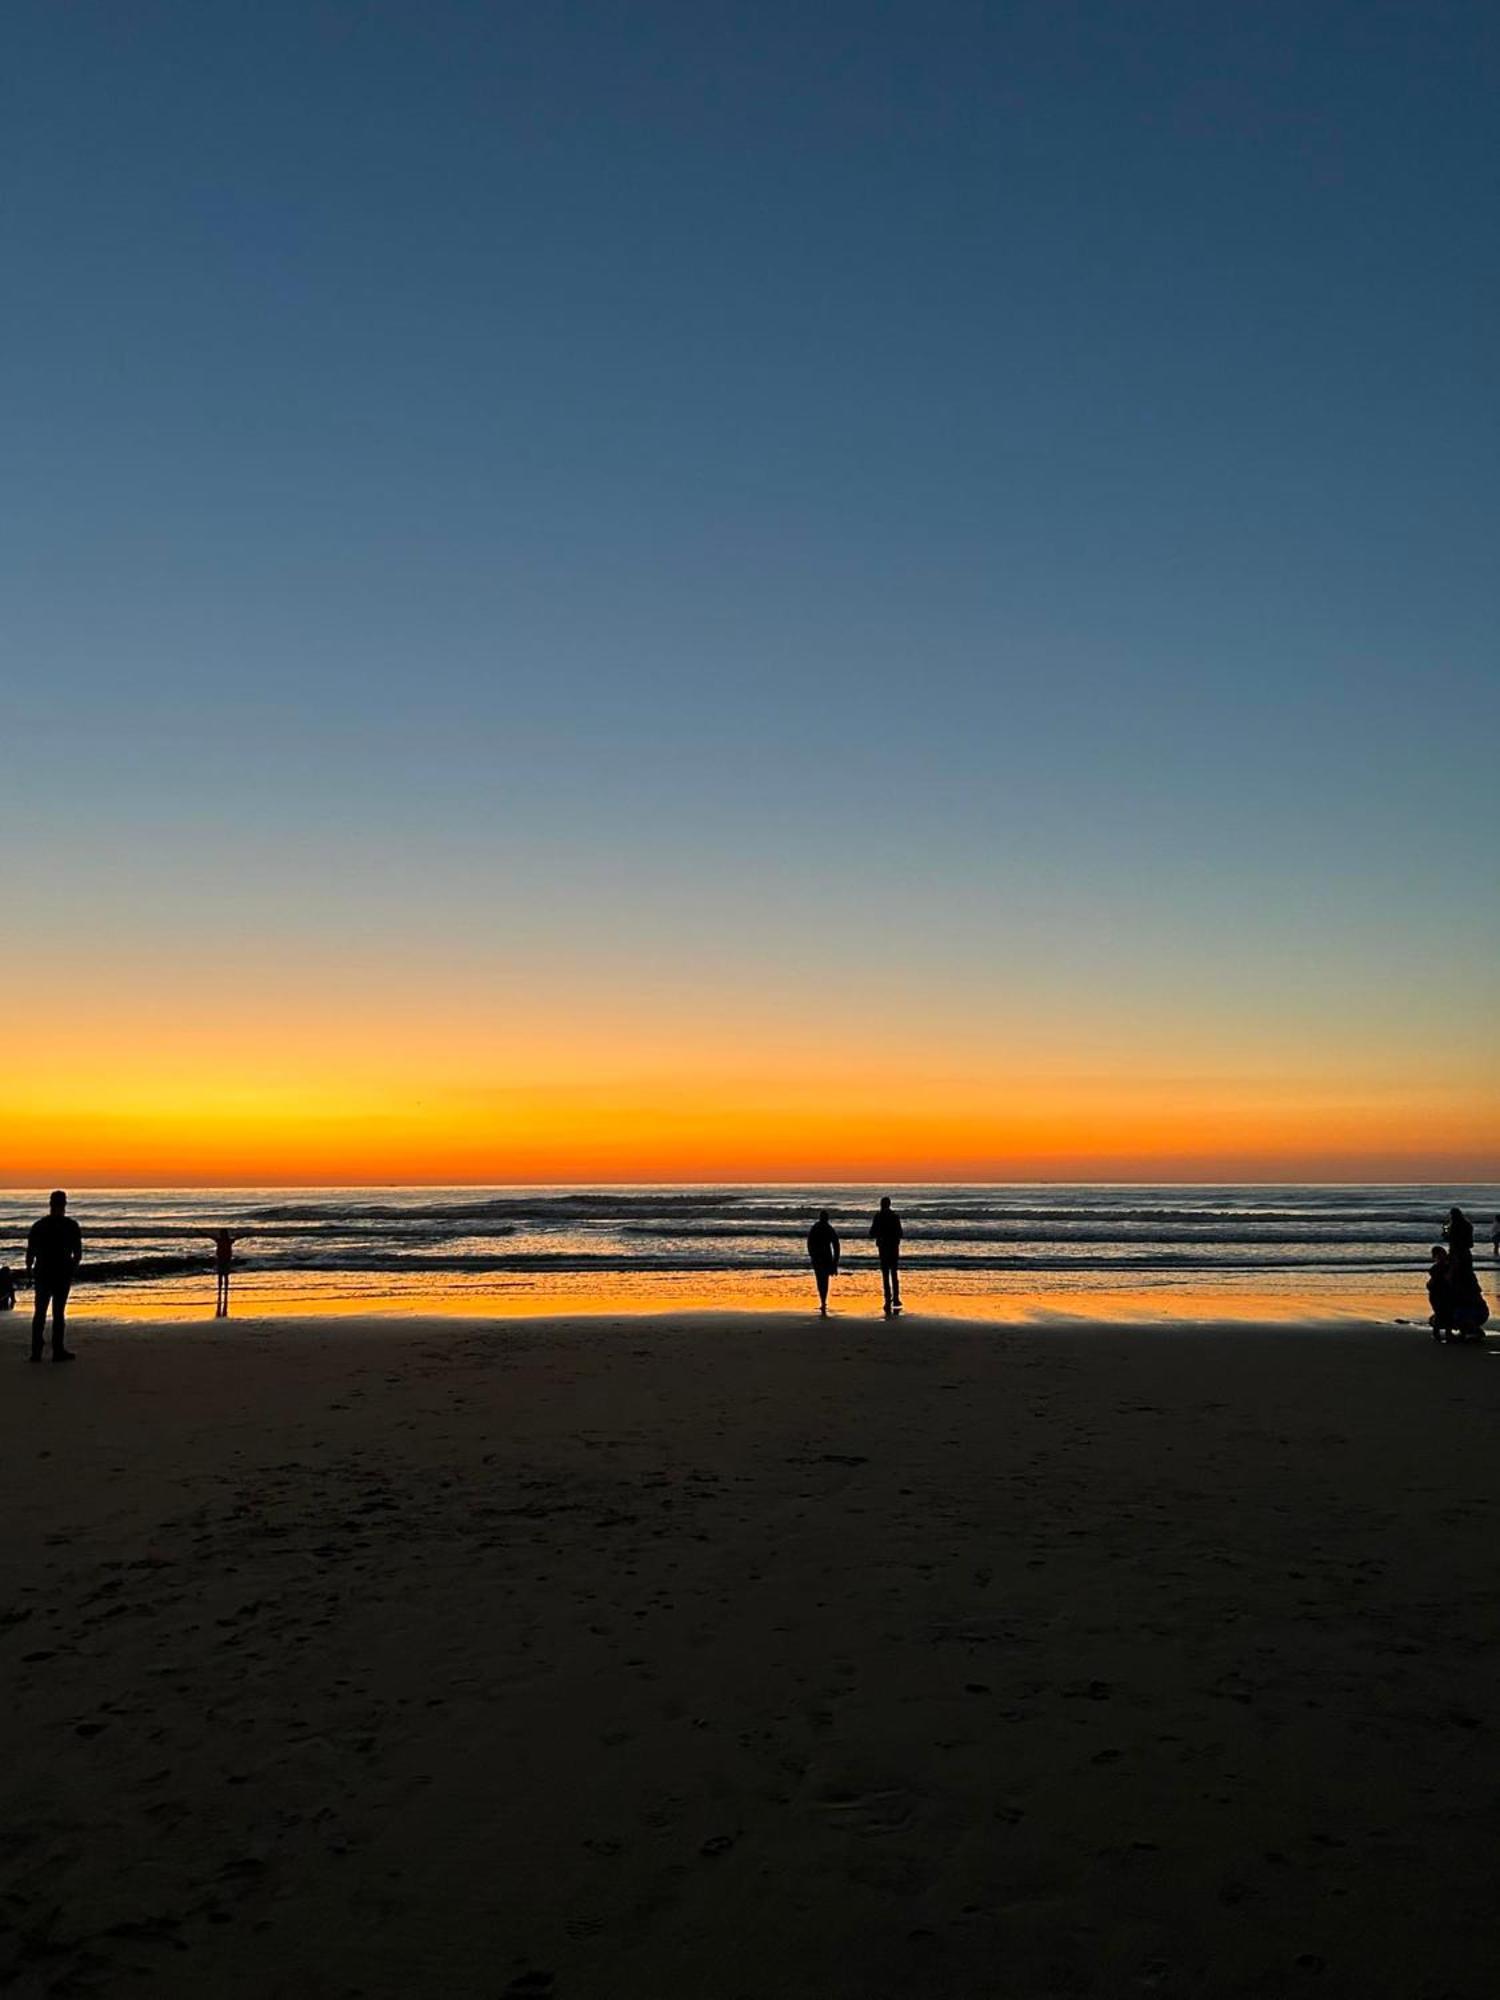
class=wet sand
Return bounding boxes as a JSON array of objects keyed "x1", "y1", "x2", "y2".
[{"x1": 1, "y1": 1312, "x2": 1495, "y2": 1998}]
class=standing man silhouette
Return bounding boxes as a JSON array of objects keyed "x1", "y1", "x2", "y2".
[
  {"x1": 806, "y1": 1210, "x2": 841, "y2": 1317},
  {"x1": 869, "y1": 1195, "x2": 903, "y2": 1315},
  {"x1": 27, "y1": 1190, "x2": 82, "y2": 1363}
]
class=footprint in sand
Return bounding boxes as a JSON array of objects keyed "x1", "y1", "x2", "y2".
[{"x1": 815, "y1": 1787, "x2": 919, "y2": 1837}]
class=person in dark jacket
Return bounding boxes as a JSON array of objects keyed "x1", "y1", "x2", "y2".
[
  {"x1": 806, "y1": 1211, "x2": 841, "y2": 1317},
  {"x1": 869, "y1": 1196, "x2": 903, "y2": 1315},
  {"x1": 26, "y1": 1191, "x2": 82, "y2": 1363}
]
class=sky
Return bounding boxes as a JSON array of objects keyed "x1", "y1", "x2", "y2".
[{"x1": 3, "y1": 0, "x2": 1496, "y2": 1184}]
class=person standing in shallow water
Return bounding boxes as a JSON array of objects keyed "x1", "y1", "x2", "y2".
[
  {"x1": 26, "y1": 1191, "x2": 82, "y2": 1363},
  {"x1": 806, "y1": 1211, "x2": 841, "y2": 1316},
  {"x1": 869, "y1": 1196, "x2": 904, "y2": 1315}
]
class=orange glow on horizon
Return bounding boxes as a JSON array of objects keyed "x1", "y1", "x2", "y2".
[
  {"x1": 5, "y1": 968, "x2": 1493, "y2": 1185},
  {"x1": 4, "y1": 1053, "x2": 1491, "y2": 1186}
]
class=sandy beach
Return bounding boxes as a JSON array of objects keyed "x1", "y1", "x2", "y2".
[{"x1": 2, "y1": 1311, "x2": 1496, "y2": 1998}]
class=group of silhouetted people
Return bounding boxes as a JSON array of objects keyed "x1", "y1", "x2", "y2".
[
  {"x1": 1426, "y1": 1206, "x2": 1492, "y2": 1344},
  {"x1": 805, "y1": 1197, "x2": 904, "y2": 1317}
]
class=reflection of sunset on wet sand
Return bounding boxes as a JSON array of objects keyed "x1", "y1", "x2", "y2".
[{"x1": 73, "y1": 1268, "x2": 1418, "y2": 1328}]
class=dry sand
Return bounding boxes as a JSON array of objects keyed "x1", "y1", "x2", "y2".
[{"x1": 1, "y1": 1311, "x2": 1495, "y2": 1999}]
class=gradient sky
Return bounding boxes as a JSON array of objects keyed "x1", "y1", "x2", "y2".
[{"x1": 4, "y1": 1, "x2": 1496, "y2": 1182}]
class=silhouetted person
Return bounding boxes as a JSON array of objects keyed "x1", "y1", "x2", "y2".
[
  {"x1": 1427, "y1": 1245, "x2": 1453, "y2": 1342},
  {"x1": 210, "y1": 1230, "x2": 238, "y2": 1316},
  {"x1": 1491, "y1": 1213, "x2": 1499, "y2": 1260},
  {"x1": 869, "y1": 1196, "x2": 903, "y2": 1314},
  {"x1": 1444, "y1": 1206, "x2": 1475, "y2": 1266},
  {"x1": 26, "y1": 1191, "x2": 81, "y2": 1363},
  {"x1": 1439, "y1": 1208, "x2": 1489, "y2": 1342},
  {"x1": 0, "y1": 1266, "x2": 14, "y2": 1312},
  {"x1": 806, "y1": 1211, "x2": 841, "y2": 1316}
]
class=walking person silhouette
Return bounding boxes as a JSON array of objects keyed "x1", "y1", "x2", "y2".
[
  {"x1": 869, "y1": 1195, "x2": 903, "y2": 1315},
  {"x1": 26, "y1": 1191, "x2": 82, "y2": 1363},
  {"x1": 806, "y1": 1210, "x2": 841, "y2": 1317}
]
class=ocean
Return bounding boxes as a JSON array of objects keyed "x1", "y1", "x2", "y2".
[{"x1": 3, "y1": 1184, "x2": 1495, "y2": 1325}]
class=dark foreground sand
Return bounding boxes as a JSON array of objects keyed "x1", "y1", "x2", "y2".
[{"x1": 1, "y1": 1313, "x2": 1496, "y2": 1999}]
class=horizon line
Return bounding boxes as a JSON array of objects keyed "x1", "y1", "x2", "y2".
[{"x1": 2, "y1": 1177, "x2": 1496, "y2": 1194}]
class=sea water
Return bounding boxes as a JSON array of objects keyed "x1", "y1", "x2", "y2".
[{"x1": 1, "y1": 1184, "x2": 1493, "y2": 1325}]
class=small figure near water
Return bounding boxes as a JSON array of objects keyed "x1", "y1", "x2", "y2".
[
  {"x1": 26, "y1": 1190, "x2": 81, "y2": 1363},
  {"x1": 209, "y1": 1230, "x2": 238, "y2": 1317},
  {"x1": 1427, "y1": 1245, "x2": 1454, "y2": 1341},
  {"x1": 870, "y1": 1196, "x2": 903, "y2": 1316},
  {"x1": 806, "y1": 1211, "x2": 841, "y2": 1316},
  {"x1": 0, "y1": 1266, "x2": 14, "y2": 1312}
]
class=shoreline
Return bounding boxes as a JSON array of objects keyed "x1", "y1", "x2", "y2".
[{"x1": 42, "y1": 1306, "x2": 1424, "y2": 1340}]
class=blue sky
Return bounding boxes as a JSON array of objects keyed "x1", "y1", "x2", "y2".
[{"x1": 3, "y1": 1, "x2": 1496, "y2": 1175}]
